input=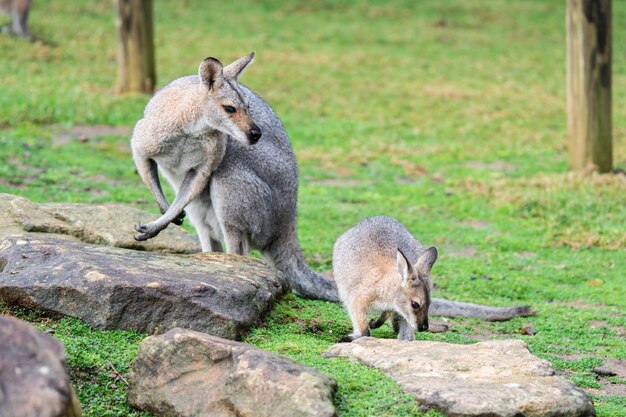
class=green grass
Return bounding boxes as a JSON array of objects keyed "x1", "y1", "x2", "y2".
[{"x1": 1, "y1": 0, "x2": 625, "y2": 415}]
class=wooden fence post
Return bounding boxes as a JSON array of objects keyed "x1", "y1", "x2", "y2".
[
  {"x1": 566, "y1": 0, "x2": 612, "y2": 173},
  {"x1": 116, "y1": 0, "x2": 156, "y2": 94}
]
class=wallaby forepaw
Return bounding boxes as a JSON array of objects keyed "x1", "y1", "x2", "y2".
[
  {"x1": 338, "y1": 332, "x2": 365, "y2": 343},
  {"x1": 171, "y1": 210, "x2": 186, "y2": 226}
]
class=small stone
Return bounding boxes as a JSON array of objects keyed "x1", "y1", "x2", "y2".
[{"x1": 428, "y1": 320, "x2": 449, "y2": 333}]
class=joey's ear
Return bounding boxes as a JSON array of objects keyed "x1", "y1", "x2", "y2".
[
  {"x1": 199, "y1": 57, "x2": 224, "y2": 92},
  {"x1": 396, "y1": 249, "x2": 411, "y2": 284},
  {"x1": 415, "y1": 247, "x2": 438, "y2": 276},
  {"x1": 223, "y1": 51, "x2": 255, "y2": 80}
]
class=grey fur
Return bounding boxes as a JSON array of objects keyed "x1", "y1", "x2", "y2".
[
  {"x1": 131, "y1": 53, "x2": 261, "y2": 243},
  {"x1": 333, "y1": 216, "x2": 437, "y2": 342}
]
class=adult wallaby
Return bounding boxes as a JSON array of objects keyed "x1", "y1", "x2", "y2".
[
  {"x1": 131, "y1": 52, "x2": 338, "y2": 302},
  {"x1": 131, "y1": 53, "x2": 262, "y2": 243},
  {"x1": 0, "y1": 0, "x2": 31, "y2": 37},
  {"x1": 333, "y1": 216, "x2": 437, "y2": 342}
]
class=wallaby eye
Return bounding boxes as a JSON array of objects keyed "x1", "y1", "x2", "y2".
[
  {"x1": 411, "y1": 301, "x2": 420, "y2": 310},
  {"x1": 223, "y1": 105, "x2": 236, "y2": 114}
]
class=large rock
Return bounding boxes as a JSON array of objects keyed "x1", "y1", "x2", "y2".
[
  {"x1": 0, "y1": 316, "x2": 82, "y2": 417},
  {"x1": 0, "y1": 235, "x2": 288, "y2": 340},
  {"x1": 323, "y1": 338, "x2": 595, "y2": 417},
  {"x1": 128, "y1": 328, "x2": 337, "y2": 417},
  {"x1": 0, "y1": 193, "x2": 199, "y2": 253}
]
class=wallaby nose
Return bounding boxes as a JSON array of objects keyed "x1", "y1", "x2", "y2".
[
  {"x1": 418, "y1": 322, "x2": 429, "y2": 332},
  {"x1": 248, "y1": 127, "x2": 262, "y2": 144}
]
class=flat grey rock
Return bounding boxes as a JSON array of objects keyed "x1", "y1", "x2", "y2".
[
  {"x1": 0, "y1": 193, "x2": 199, "y2": 254},
  {"x1": 323, "y1": 338, "x2": 595, "y2": 417},
  {"x1": 0, "y1": 316, "x2": 82, "y2": 417},
  {"x1": 128, "y1": 328, "x2": 337, "y2": 417},
  {"x1": 0, "y1": 235, "x2": 288, "y2": 340}
]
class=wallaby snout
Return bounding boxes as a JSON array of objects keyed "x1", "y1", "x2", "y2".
[
  {"x1": 418, "y1": 321, "x2": 429, "y2": 332},
  {"x1": 248, "y1": 125, "x2": 262, "y2": 144}
]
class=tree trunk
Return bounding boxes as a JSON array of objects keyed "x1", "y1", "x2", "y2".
[
  {"x1": 566, "y1": 0, "x2": 612, "y2": 173},
  {"x1": 116, "y1": 0, "x2": 155, "y2": 94}
]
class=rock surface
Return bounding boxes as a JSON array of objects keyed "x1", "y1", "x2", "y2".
[
  {"x1": 0, "y1": 193, "x2": 199, "y2": 253},
  {"x1": 323, "y1": 338, "x2": 595, "y2": 417},
  {"x1": 128, "y1": 328, "x2": 337, "y2": 417},
  {"x1": 0, "y1": 316, "x2": 82, "y2": 417},
  {"x1": 0, "y1": 235, "x2": 288, "y2": 340}
]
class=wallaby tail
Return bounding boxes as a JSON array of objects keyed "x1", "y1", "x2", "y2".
[
  {"x1": 262, "y1": 230, "x2": 339, "y2": 302},
  {"x1": 430, "y1": 298, "x2": 536, "y2": 321}
]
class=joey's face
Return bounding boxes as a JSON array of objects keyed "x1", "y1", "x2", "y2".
[
  {"x1": 198, "y1": 52, "x2": 262, "y2": 145},
  {"x1": 395, "y1": 247, "x2": 437, "y2": 333},
  {"x1": 398, "y1": 274, "x2": 430, "y2": 332}
]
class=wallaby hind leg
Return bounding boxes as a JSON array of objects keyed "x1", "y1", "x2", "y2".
[
  {"x1": 223, "y1": 227, "x2": 249, "y2": 256},
  {"x1": 369, "y1": 311, "x2": 393, "y2": 330},
  {"x1": 190, "y1": 219, "x2": 223, "y2": 252},
  {"x1": 339, "y1": 303, "x2": 370, "y2": 343},
  {"x1": 135, "y1": 168, "x2": 204, "y2": 241},
  {"x1": 186, "y1": 199, "x2": 223, "y2": 252},
  {"x1": 11, "y1": 6, "x2": 30, "y2": 37}
]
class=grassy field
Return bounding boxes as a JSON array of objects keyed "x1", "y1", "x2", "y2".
[{"x1": 1, "y1": 0, "x2": 625, "y2": 416}]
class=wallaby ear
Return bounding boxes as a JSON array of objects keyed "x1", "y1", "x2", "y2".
[
  {"x1": 396, "y1": 249, "x2": 411, "y2": 284},
  {"x1": 223, "y1": 51, "x2": 255, "y2": 80},
  {"x1": 199, "y1": 57, "x2": 224, "y2": 92},
  {"x1": 415, "y1": 247, "x2": 438, "y2": 277}
]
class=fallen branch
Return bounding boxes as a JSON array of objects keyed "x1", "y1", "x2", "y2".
[{"x1": 108, "y1": 362, "x2": 129, "y2": 386}]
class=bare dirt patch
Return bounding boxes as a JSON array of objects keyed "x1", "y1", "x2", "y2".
[
  {"x1": 585, "y1": 359, "x2": 626, "y2": 397},
  {"x1": 52, "y1": 125, "x2": 132, "y2": 146},
  {"x1": 445, "y1": 245, "x2": 477, "y2": 258},
  {"x1": 586, "y1": 380, "x2": 626, "y2": 397},
  {"x1": 556, "y1": 300, "x2": 607, "y2": 309},
  {"x1": 590, "y1": 321, "x2": 626, "y2": 337},
  {"x1": 310, "y1": 178, "x2": 365, "y2": 187},
  {"x1": 0, "y1": 177, "x2": 27, "y2": 189},
  {"x1": 465, "y1": 160, "x2": 516, "y2": 172},
  {"x1": 460, "y1": 220, "x2": 492, "y2": 229},
  {"x1": 599, "y1": 359, "x2": 626, "y2": 379}
]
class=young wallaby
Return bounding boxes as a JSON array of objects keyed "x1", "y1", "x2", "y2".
[
  {"x1": 333, "y1": 216, "x2": 438, "y2": 342},
  {"x1": 0, "y1": 0, "x2": 31, "y2": 37},
  {"x1": 131, "y1": 53, "x2": 262, "y2": 244},
  {"x1": 131, "y1": 52, "x2": 339, "y2": 301}
]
